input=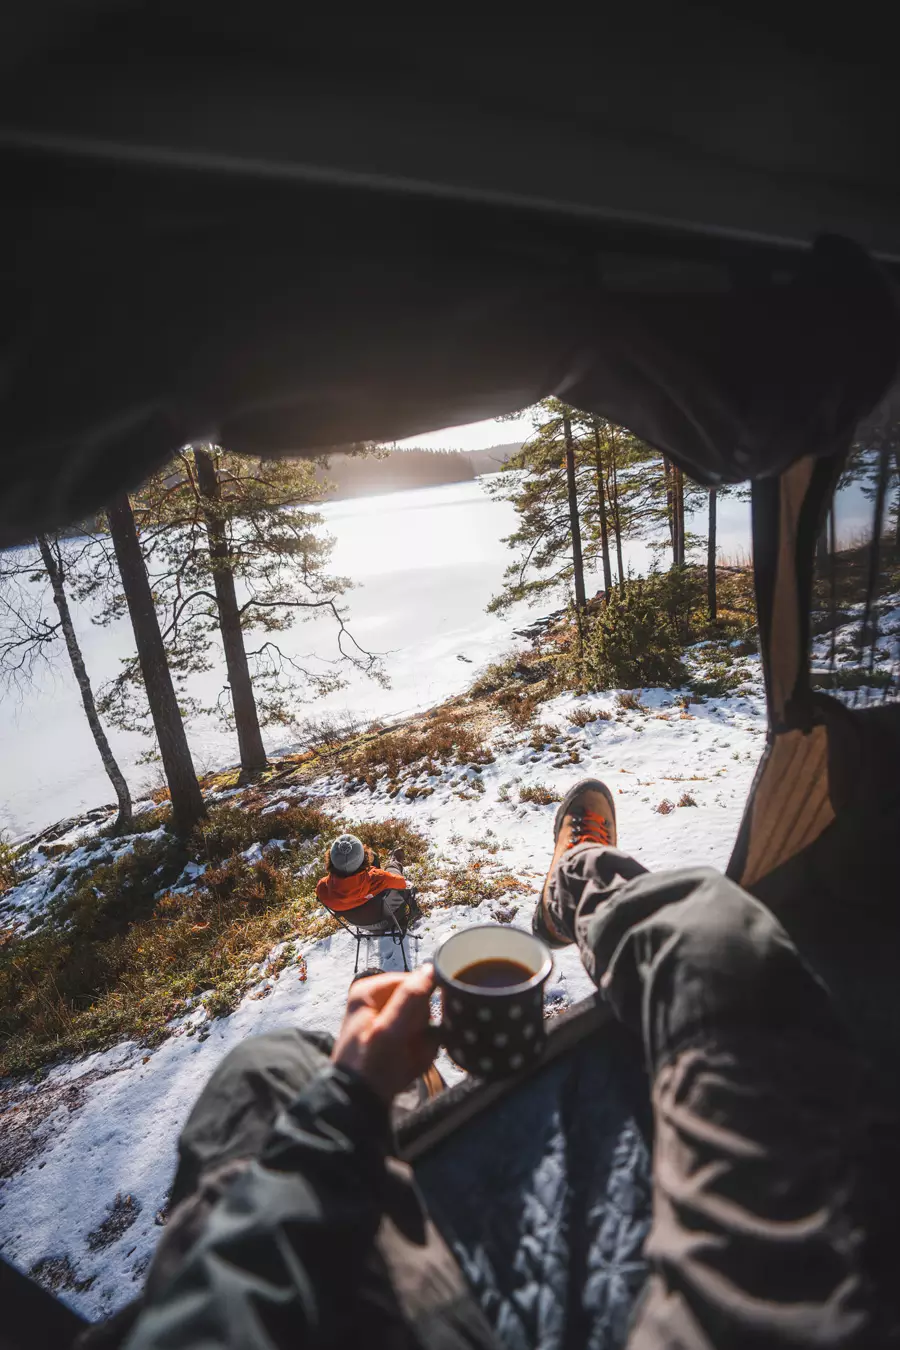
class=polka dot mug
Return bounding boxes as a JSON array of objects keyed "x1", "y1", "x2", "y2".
[{"x1": 433, "y1": 925, "x2": 553, "y2": 1081}]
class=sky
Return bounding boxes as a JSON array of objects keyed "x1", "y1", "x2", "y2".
[{"x1": 393, "y1": 413, "x2": 534, "y2": 451}]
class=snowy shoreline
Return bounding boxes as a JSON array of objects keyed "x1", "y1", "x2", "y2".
[
  {"x1": 1, "y1": 670, "x2": 768, "y2": 1319},
  {"x1": 2, "y1": 590, "x2": 897, "y2": 1321}
]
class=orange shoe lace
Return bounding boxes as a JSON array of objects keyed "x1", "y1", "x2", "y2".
[{"x1": 570, "y1": 809, "x2": 611, "y2": 848}]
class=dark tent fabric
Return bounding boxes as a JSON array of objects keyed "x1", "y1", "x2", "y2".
[
  {"x1": 2, "y1": 6, "x2": 900, "y2": 543},
  {"x1": 0, "y1": 186, "x2": 897, "y2": 546}
]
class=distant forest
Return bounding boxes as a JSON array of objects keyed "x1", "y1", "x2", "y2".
[{"x1": 317, "y1": 444, "x2": 521, "y2": 499}]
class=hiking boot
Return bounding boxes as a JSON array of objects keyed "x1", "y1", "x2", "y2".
[
  {"x1": 387, "y1": 846, "x2": 406, "y2": 872},
  {"x1": 532, "y1": 778, "x2": 617, "y2": 949}
]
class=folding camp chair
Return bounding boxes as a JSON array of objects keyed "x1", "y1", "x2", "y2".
[{"x1": 320, "y1": 889, "x2": 419, "y2": 974}]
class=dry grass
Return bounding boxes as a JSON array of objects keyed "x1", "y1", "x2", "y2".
[
  {"x1": 528, "y1": 724, "x2": 561, "y2": 750},
  {"x1": 519, "y1": 782, "x2": 561, "y2": 806},
  {"x1": 568, "y1": 706, "x2": 612, "y2": 727},
  {"x1": 430, "y1": 859, "x2": 530, "y2": 910},
  {"x1": 616, "y1": 691, "x2": 646, "y2": 713},
  {"x1": 343, "y1": 707, "x2": 494, "y2": 791},
  {"x1": 0, "y1": 803, "x2": 429, "y2": 1078}
]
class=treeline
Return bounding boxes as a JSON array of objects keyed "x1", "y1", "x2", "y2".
[
  {"x1": 318, "y1": 445, "x2": 519, "y2": 498},
  {"x1": 0, "y1": 449, "x2": 382, "y2": 838},
  {"x1": 488, "y1": 399, "x2": 717, "y2": 622},
  {"x1": 489, "y1": 399, "x2": 900, "y2": 681}
]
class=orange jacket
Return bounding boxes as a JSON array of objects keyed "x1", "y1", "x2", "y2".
[{"x1": 316, "y1": 866, "x2": 407, "y2": 913}]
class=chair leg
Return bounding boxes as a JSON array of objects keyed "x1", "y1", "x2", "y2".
[{"x1": 354, "y1": 934, "x2": 362, "y2": 975}]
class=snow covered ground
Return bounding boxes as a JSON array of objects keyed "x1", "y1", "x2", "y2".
[
  {"x1": 1, "y1": 585, "x2": 896, "y2": 1323},
  {"x1": 0, "y1": 661, "x2": 769, "y2": 1320}
]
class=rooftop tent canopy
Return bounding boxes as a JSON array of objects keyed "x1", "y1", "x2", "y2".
[{"x1": 0, "y1": 2, "x2": 899, "y2": 543}]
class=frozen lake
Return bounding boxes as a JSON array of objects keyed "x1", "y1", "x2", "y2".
[{"x1": 0, "y1": 472, "x2": 874, "y2": 838}]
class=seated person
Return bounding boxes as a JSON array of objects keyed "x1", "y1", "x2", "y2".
[
  {"x1": 316, "y1": 834, "x2": 420, "y2": 928},
  {"x1": 123, "y1": 778, "x2": 894, "y2": 1350}
]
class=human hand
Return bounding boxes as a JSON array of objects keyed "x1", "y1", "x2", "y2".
[{"x1": 331, "y1": 967, "x2": 438, "y2": 1104}]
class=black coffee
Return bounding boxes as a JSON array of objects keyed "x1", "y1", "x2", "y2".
[{"x1": 454, "y1": 958, "x2": 533, "y2": 989}]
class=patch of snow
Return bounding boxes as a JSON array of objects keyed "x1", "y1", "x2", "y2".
[
  {"x1": 239, "y1": 839, "x2": 288, "y2": 864},
  {"x1": 0, "y1": 827, "x2": 170, "y2": 934},
  {"x1": 2, "y1": 614, "x2": 897, "y2": 1321}
]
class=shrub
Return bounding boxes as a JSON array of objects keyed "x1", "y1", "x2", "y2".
[
  {"x1": 495, "y1": 686, "x2": 543, "y2": 728},
  {"x1": 654, "y1": 799, "x2": 675, "y2": 815},
  {"x1": 431, "y1": 861, "x2": 529, "y2": 909},
  {"x1": 0, "y1": 801, "x2": 430, "y2": 1077},
  {"x1": 468, "y1": 653, "x2": 526, "y2": 698},
  {"x1": 689, "y1": 666, "x2": 746, "y2": 697},
  {"x1": 0, "y1": 836, "x2": 22, "y2": 894},
  {"x1": 519, "y1": 782, "x2": 561, "y2": 806},
  {"x1": 576, "y1": 572, "x2": 694, "y2": 690},
  {"x1": 810, "y1": 667, "x2": 893, "y2": 691},
  {"x1": 564, "y1": 566, "x2": 758, "y2": 694},
  {"x1": 677, "y1": 792, "x2": 698, "y2": 807},
  {"x1": 289, "y1": 710, "x2": 363, "y2": 752},
  {"x1": 528, "y1": 724, "x2": 561, "y2": 750},
  {"x1": 568, "y1": 706, "x2": 612, "y2": 727},
  {"x1": 616, "y1": 691, "x2": 646, "y2": 713},
  {"x1": 193, "y1": 802, "x2": 331, "y2": 865}
]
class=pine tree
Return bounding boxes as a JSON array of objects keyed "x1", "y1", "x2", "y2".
[
  {"x1": 488, "y1": 401, "x2": 664, "y2": 615},
  {"x1": 106, "y1": 492, "x2": 206, "y2": 836},
  {"x1": 96, "y1": 448, "x2": 383, "y2": 773},
  {"x1": 0, "y1": 535, "x2": 133, "y2": 831},
  {"x1": 487, "y1": 400, "x2": 594, "y2": 616},
  {"x1": 569, "y1": 413, "x2": 650, "y2": 590},
  {"x1": 562, "y1": 410, "x2": 588, "y2": 620},
  {"x1": 588, "y1": 417, "x2": 613, "y2": 594},
  {"x1": 193, "y1": 447, "x2": 268, "y2": 776}
]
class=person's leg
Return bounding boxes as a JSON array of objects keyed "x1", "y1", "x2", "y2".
[
  {"x1": 169, "y1": 1027, "x2": 332, "y2": 1208},
  {"x1": 546, "y1": 827, "x2": 880, "y2": 1347},
  {"x1": 533, "y1": 778, "x2": 633, "y2": 948},
  {"x1": 146, "y1": 1028, "x2": 333, "y2": 1300}
]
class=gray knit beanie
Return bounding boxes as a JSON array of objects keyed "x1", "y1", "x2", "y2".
[{"x1": 329, "y1": 834, "x2": 366, "y2": 876}]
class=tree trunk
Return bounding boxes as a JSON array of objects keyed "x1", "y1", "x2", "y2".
[
  {"x1": 106, "y1": 492, "x2": 206, "y2": 836},
  {"x1": 592, "y1": 420, "x2": 613, "y2": 595},
  {"x1": 673, "y1": 465, "x2": 686, "y2": 566},
  {"x1": 662, "y1": 456, "x2": 676, "y2": 560},
  {"x1": 562, "y1": 412, "x2": 588, "y2": 623},
  {"x1": 706, "y1": 488, "x2": 717, "y2": 622},
  {"x1": 38, "y1": 535, "x2": 133, "y2": 832},
  {"x1": 609, "y1": 432, "x2": 626, "y2": 587},
  {"x1": 815, "y1": 519, "x2": 829, "y2": 569},
  {"x1": 194, "y1": 447, "x2": 268, "y2": 777},
  {"x1": 895, "y1": 449, "x2": 900, "y2": 549}
]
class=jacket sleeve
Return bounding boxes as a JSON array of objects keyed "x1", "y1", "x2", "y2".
[
  {"x1": 124, "y1": 1066, "x2": 392, "y2": 1350},
  {"x1": 368, "y1": 868, "x2": 407, "y2": 893}
]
